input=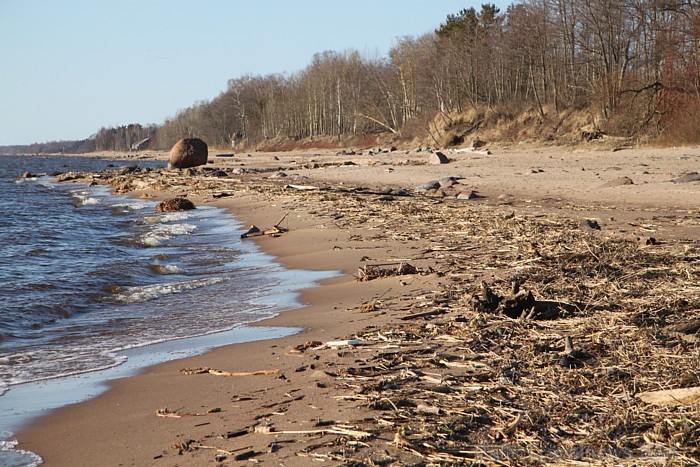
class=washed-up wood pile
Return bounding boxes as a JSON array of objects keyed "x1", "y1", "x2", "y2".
[
  {"x1": 291, "y1": 202, "x2": 698, "y2": 465},
  {"x1": 247, "y1": 180, "x2": 697, "y2": 464},
  {"x1": 357, "y1": 262, "x2": 423, "y2": 281},
  {"x1": 65, "y1": 164, "x2": 699, "y2": 465}
]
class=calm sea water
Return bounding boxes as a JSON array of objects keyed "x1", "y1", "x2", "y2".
[{"x1": 0, "y1": 155, "x2": 333, "y2": 466}]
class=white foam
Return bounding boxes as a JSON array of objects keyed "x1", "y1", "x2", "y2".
[
  {"x1": 140, "y1": 232, "x2": 168, "y2": 247},
  {"x1": 4, "y1": 351, "x2": 128, "y2": 387},
  {"x1": 71, "y1": 190, "x2": 100, "y2": 206},
  {"x1": 0, "y1": 432, "x2": 43, "y2": 467},
  {"x1": 167, "y1": 223, "x2": 197, "y2": 235},
  {"x1": 152, "y1": 264, "x2": 182, "y2": 275},
  {"x1": 139, "y1": 223, "x2": 197, "y2": 247},
  {"x1": 112, "y1": 277, "x2": 225, "y2": 304},
  {"x1": 138, "y1": 211, "x2": 193, "y2": 226},
  {"x1": 138, "y1": 215, "x2": 161, "y2": 225},
  {"x1": 113, "y1": 201, "x2": 148, "y2": 211},
  {"x1": 0, "y1": 433, "x2": 16, "y2": 450},
  {"x1": 160, "y1": 211, "x2": 194, "y2": 222}
]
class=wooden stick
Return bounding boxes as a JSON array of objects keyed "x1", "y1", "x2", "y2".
[
  {"x1": 180, "y1": 367, "x2": 280, "y2": 377},
  {"x1": 275, "y1": 212, "x2": 289, "y2": 227}
]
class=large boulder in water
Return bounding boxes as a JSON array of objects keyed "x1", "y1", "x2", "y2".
[
  {"x1": 156, "y1": 197, "x2": 196, "y2": 212},
  {"x1": 168, "y1": 138, "x2": 208, "y2": 169}
]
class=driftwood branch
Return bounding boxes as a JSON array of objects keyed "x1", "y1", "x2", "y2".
[
  {"x1": 180, "y1": 367, "x2": 280, "y2": 377},
  {"x1": 636, "y1": 386, "x2": 700, "y2": 407}
]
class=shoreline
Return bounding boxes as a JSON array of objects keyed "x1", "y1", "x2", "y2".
[
  {"x1": 1, "y1": 167, "x2": 334, "y2": 428},
  {"x1": 14, "y1": 162, "x2": 434, "y2": 465},
  {"x1": 15, "y1": 145, "x2": 700, "y2": 464}
]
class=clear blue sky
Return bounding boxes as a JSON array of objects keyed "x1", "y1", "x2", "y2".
[{"x1": 0, "y1": 0, "x2": 508, "y2": 146}]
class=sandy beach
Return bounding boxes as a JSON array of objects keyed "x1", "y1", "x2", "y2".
[{"x1": 16, "y1": 143, "x2": 700, "y2": 465}]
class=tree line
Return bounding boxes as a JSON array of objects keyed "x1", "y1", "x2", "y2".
[
  {"x1": 0, "y1": 123, "x2": 158, "y2": 155},
  {"x1": 157, "y1": 0, "x2": 700, "y2": 148},
  {"x1": 3, "y1": 1, "x2": 699, "y2": 155}
]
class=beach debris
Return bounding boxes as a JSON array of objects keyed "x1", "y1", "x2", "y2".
[
  {"x1": 636, "y1": 386, "x2": 700, "y2": 407},
  {"x1": 155, "y1": 197, "x2": 196, "y2": 212},
  {"x1": 285, "y1": 184, "x2": 320, "y2": 191},
  {"x1": 472, "y1": 280, "x2": 578, "y2": 319},
  {"x1": 68, "y1": 156, "x2": 700, "y2": 465},
  {"x1": 156, "y1": 407, "x2": 211, "y2": 418},
  {"x1": 184, "y1": 442, "x2": 259, "y2": 462},
  {"x1": 671, "y1": 171, "x2": 700, "y2": 183},
  {"x1": 428, "y1": 151, "x2": 449, "y2": 164},
  {"x1": 260, "y1": 225, "x2": 288, "y2": 237},
  {"x1": 258, "y1": 425, "x2": 373, "y2": 439},
  {"x1": 240, "y1": 225, "x2": 262, "y2": 238},
  {"x1": 168, "y1": 137, "x2": 209, "y2": 169},
  {"x1": 291, "y1": 339, "x2": 362, "y2": 353},
  {"x1": 665, "y1": 318, "x2": 700, "y2": 342},
  {"x1": 156, "y1": 407, "x2": 182, "y2": 418},
  {"x1": 357, "y1": 262, "x2": 420, "y2": 281},
  {"x1": 294, "y1": 340, "x2": 324, "y2": 351},
  {"x1": 399, "y1": 308, "x2": 448, "y2": 320},
  {"x1": 558, "y1": 336, "x2": 592, "y2": 368},
  {"x1": 325, "y1": 339, "x2": 361, "y2": 347},
  {"x1": 415, "y1": 180, "x2": 441, "y2": 192},
  {"x1": 233, "y1": 450, "x2": 257, "y2": 461},
  {"x1": 642, "y1": 236, "x2": 659, "y2": 246},
  {"x1": 601, "y1": 176, "x2": 635, "y2": 187},
  {"x1": 221, "y1": 429, "x2": 248, "y2": 439},
  {"x1": 473, "y1": 137, "x2": 488, "y2": 149},
  {"x1": 240, "y1": 213, "x2": 290, "y2": 239},
  {"x1": 456, "y1": 190, "x2": 483, "y2": 200},
  {"x1": 582, "y1": 219, "x2": 601, "y2": 231},
  {"x1": 353, "y1": 298, "x2": 382, "y2": 312},
  {"x1": 415, "y1": 176, "x2": 482, "y2": 200},
  {"x1": 180, "y1": 367, "x2": 280, "y2": 377},
  {"x1": 172, "y1": 439, "x2": 196, "y2": 454}
]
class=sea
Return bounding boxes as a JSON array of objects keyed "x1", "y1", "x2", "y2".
[{"x1": 0, "y1": 155, "x2": 335, "y2": 466}]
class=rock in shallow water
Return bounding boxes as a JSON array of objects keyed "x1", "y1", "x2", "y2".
[{"x1": 155, "y1": 198, "x2": 196, "y2": 212}]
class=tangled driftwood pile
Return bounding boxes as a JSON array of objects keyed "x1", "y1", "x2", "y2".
[
  {"x1": 61, "y1": 163, "x2": 699, "y2": 465},
  {"x1": 306, "y1": 193, "x2": 700, "y2": 465}
]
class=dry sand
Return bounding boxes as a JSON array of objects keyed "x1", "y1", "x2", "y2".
[{"x1": 16, "y1": 143, "x2": 700, "y2": 465}]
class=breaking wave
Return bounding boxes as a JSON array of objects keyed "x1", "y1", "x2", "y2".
[{"x1": 108, "y1": 277, "x2": 226, "y2": 304}]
